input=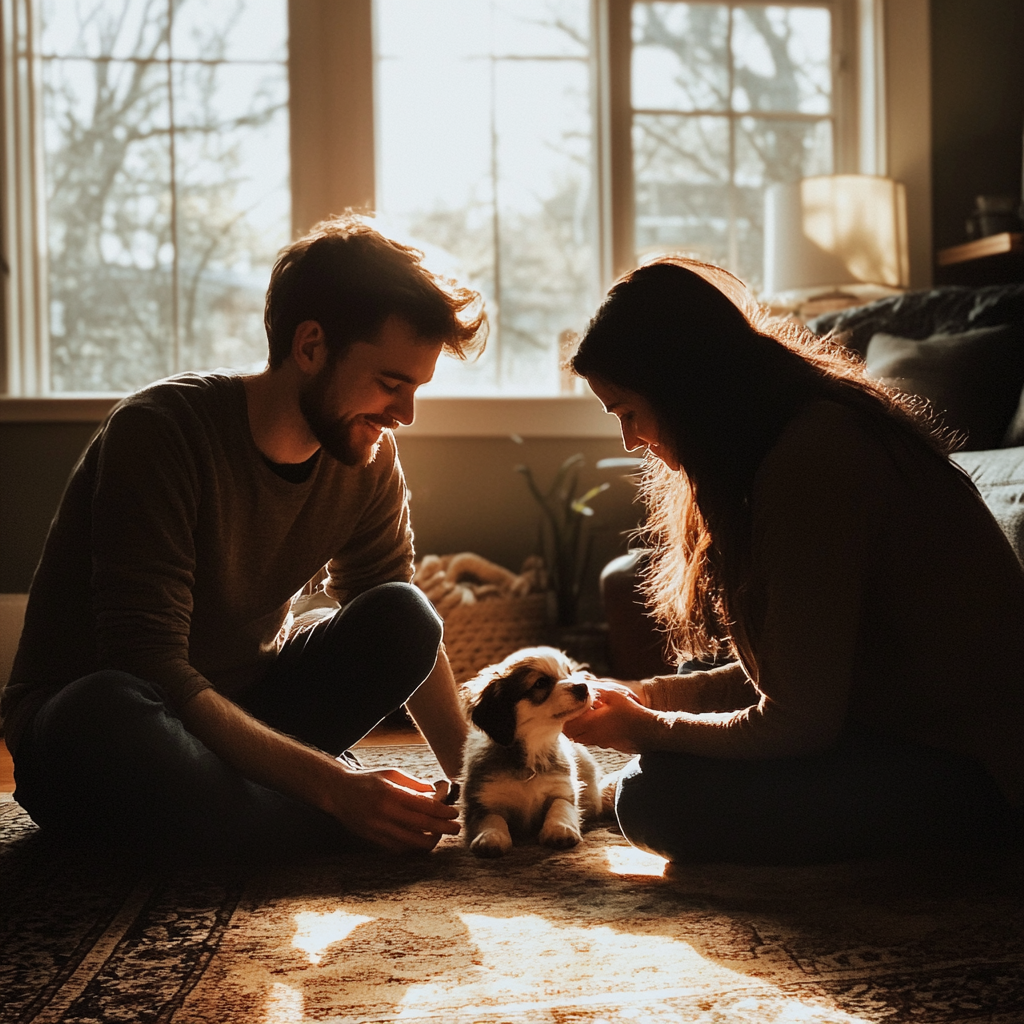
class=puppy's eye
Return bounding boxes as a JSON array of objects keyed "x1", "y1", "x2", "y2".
[{"x1": 525, "y1": 675, "x2": 555, "y2": 703}]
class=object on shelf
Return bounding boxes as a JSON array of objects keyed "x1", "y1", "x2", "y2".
[{"x1": 965, "y1": 195, "x2": 1023, "y2": 240}]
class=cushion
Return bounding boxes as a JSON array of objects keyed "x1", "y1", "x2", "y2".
[
  {"x1": 952, "y1": 447, "x2": 1024, "y2": 566},
  {"x1": 864, "y1": 324, "x2": 1024, "y2": 451},
  {"x1": 1002, "y1": 385, "x2": 1024, "y2": 448}
]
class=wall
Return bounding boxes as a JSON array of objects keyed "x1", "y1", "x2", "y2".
[
  {"x1": 930, "y1": 0, "x2": 1024, "y2": 250},
  {"x1": 398, "y1": 436, "x2": 642, "y2": 623},
  {"x1": 0, "y1": 421, "x2": 97, "y2": 591},
  {"x1": 0, "y1": 422, "x2": 643, "y2": 623},
  {"x1": 881, "y1": 0, "x2": 933, "y2": 289}
]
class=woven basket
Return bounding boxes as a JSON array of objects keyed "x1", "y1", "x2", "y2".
[{"x1": 441, "y1": 593, "x2": 551, "y2": 684}]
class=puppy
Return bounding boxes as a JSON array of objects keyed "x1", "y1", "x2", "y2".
[{"x1": 460, "y1": 646, "x2": 602, "y2": 858}]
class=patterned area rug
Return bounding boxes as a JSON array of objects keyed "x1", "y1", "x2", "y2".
[{"x1": 2, "y1": 745, "x2": 1022, "y2": 1024}]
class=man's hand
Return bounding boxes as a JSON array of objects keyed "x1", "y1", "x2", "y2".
[
  {"x1": 564, "y1": 683, "x2": 656, "y2": 754},
  {"x1": 179, "y1": 687, "x2": 461, "y2": 855},
  {"x1": 325, "y1": 764, "x2": 461, "y2": 853}
]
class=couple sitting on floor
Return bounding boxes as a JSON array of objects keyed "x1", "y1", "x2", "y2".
[{"x1": 2, "y1": 216, "x2": 1021, "y2": 865}]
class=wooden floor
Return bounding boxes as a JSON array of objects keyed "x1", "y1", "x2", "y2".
[
  {"x1": 0, "y1": 727, "x2": 422, "y2": 798},
  {"x1": 1, "y1": 740, "x2": 13, "y2": 795}
]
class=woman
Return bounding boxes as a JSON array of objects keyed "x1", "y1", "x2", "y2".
[{"x1": 564, "y1": 258, "x2": 1024, "y2": 864}]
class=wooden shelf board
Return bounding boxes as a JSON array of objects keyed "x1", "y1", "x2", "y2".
[{"x1": 936, "y1": 232, "x2": 1023, "y2": 267}]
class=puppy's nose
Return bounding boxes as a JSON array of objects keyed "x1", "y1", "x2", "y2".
[{"x1": 570, "y1": 682, "x2": 590, "y2": 702}]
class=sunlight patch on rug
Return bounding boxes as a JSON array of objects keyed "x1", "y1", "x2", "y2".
[
  {"x1": 387, "y1": 912, "x2": 871, "y2": 1023},
  {"x1": 266, "y1": 982, "x2": 304, "y2": 1023},
  {"x1": 604, "y1": 845, "x2": 667, "y2": 876},
  {"x1": 292, "y1": 910, "x2": 375, "y2": 964}
]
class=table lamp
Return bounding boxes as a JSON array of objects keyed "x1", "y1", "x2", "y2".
[{"x1": 763, "y1": 174, "x2": 909, "y2": 317}]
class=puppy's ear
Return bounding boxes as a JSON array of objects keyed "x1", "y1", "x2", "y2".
[{"x1": 470, "y1": 686, "x2": 518, "y2": 747}]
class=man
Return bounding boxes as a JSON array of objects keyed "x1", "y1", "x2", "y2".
[{"x1": 1, "y1": 215, "x2": 487, "y2": 860}]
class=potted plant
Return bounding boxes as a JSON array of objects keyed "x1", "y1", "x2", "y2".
[{"x1": 516, "y1": 453, "x2": 646, "y2": 628}]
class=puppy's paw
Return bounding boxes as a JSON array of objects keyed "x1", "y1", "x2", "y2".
[
  {"x1": 599, "y1": 770, "x2": 622, "y2": 817},
  {"x1": 539, "y1": 821, "x2": 582, "y2": 849},
  {"x1": 470, "y1": 828, "x2": 513, "y2": 858}
]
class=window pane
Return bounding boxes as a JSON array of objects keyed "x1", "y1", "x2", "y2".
[
  {"x1": 633, "y1": 114, "x2": 731, "y2": 266},
  {"x1": 632, "y1": 3, "x2": 730, "y2": 112},
  {"x1": 490, "y1": 0, "x2": 589, "y2": 57},
  {"x1": 375, "y1": 0, "x2": 598, "y2": 396},
  {"x1": 631, "y1": 2, "x2": 834, "y2": 294},
  {"x1": 43, "y1": 57, "x2": 175, "y2": 391},
  {"x1": 172, "y1": 60, "x2": 289, "y2": 375},
  {"x1": 735, "y1": 115, "x2": 833, "y2": 188},
  {"x1": 732, "y1": 115, "x2": 832, "y2": 288},
  {"x1": 39, "y1": 0, "x2": 289, "y2": 393},
  {"x1": 40, "y1": 0, "x2": 169, "y2": 60},
  {"x1": 732, "y1": 6, "x2": 831, "y2": 114},
  {"x1": 171, "y1": 0, "x2": 287, "y2": 61},
  {"x1": 490, "y1": 57, "x2": 595, "y2": 395}
]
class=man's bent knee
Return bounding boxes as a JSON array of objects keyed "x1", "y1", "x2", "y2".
[
  {"x1": 32, "y1": 671, "x2": 169, "y2": 747},
  {"x1": 340, "y1": 581, "x2": 443, "y2": 673},
  {"x1": 347, "y1": 582, "x2": 442, "y2": 638}
]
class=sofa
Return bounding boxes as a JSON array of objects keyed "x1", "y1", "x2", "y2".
[
  {"x1": 602, "y1": 283, "x2": 1024, "y2": 680},
  {"x1": 808, "y1": 282, "x2": 1024, "y2": 565}
]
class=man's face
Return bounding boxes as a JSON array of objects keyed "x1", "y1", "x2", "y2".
[{"x1": 299, "y1": 315, "x2": 443, "y2": 466}]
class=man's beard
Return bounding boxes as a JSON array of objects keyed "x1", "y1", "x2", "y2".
[{"x1": 298, "y1": 368, "x2": 394, "y2": 467}]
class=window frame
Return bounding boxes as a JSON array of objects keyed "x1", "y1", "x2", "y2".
[{"x1": 1, "y1": 0, "x2": 916, "y2": 433}]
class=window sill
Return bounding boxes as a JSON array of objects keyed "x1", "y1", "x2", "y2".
[{"x1": 0, "y1": 394, "x2": 620, "y2": 438}]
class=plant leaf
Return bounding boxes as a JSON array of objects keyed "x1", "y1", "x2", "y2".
[{"x1": 571, "y1": 481, "x2": 610, "y2": 515}]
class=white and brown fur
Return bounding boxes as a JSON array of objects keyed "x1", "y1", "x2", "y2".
[{"x1": 460, "y1": 646, "x2": 602, "y2": 858}]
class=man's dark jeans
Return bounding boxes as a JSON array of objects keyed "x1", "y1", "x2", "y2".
[{"x1": 13, "y1": 582, "x2": 443, "y2": 862}]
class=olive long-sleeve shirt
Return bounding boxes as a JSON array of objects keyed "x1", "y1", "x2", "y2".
[{"x1": 2, "y1": 373, "x2": 414, "y2": 753}]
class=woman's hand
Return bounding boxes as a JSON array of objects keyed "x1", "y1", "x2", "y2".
[{"x1": 564, "y1": 683, "x2": 658, "y2": 753}]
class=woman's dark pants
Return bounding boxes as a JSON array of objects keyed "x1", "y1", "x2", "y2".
[{"x1": 612, "y1": 723, "x2": 1019, "y2": 864}]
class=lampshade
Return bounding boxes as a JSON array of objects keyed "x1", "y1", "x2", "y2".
[{"x1": 763, "y1": 174, "x2": 909, "y2": 300}]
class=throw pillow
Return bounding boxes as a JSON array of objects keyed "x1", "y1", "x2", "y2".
[{"x1": 864, "y1": 324, "x2": 1024, "y2": 451}]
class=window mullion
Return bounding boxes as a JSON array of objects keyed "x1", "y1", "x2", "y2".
[
  {"x1": 166, "y1": 0, "x2": 180, "y2": 376},
  {"x1": 288, "y1": 0, "x2": 374, "y2": 236},
  {"x1": 726, "y1": 4, "x2": 738, "y2": 274},
  {"x1": 1, "y1": 0, "x2": 49, "y2": 396},
  {"x1": 600, "y1": 0, "x2": 635, "y2": 285}
]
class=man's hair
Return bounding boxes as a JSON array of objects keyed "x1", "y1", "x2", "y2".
[{"x1": 264, "y1": 213, "x2": 487, "y2": 367}]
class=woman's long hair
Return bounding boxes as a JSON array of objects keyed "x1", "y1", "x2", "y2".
[{"x1": 570, "y1": 257, "x2": 953, "y2": 664}]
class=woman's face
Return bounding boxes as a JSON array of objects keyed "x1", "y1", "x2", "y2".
[{"x1": 587, "y1": 376, "x2": 680, "y2": 471}]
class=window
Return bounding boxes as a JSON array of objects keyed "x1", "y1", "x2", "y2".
[
  {"x1": 631, "y1": 2, "x2": 837, "y2": 290},
  {"x1": 376, "y1": 1, "x2": 599, "y2": 397},
  {"x1": 2, "y1": 0, "x2": 856, "y2": 402},
  {"x1": 6, "y1": 0, "x2": 289, "y2": 394},
  {"x1": 375, "y1": 0, "x2": 846, "y2": 396}
]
